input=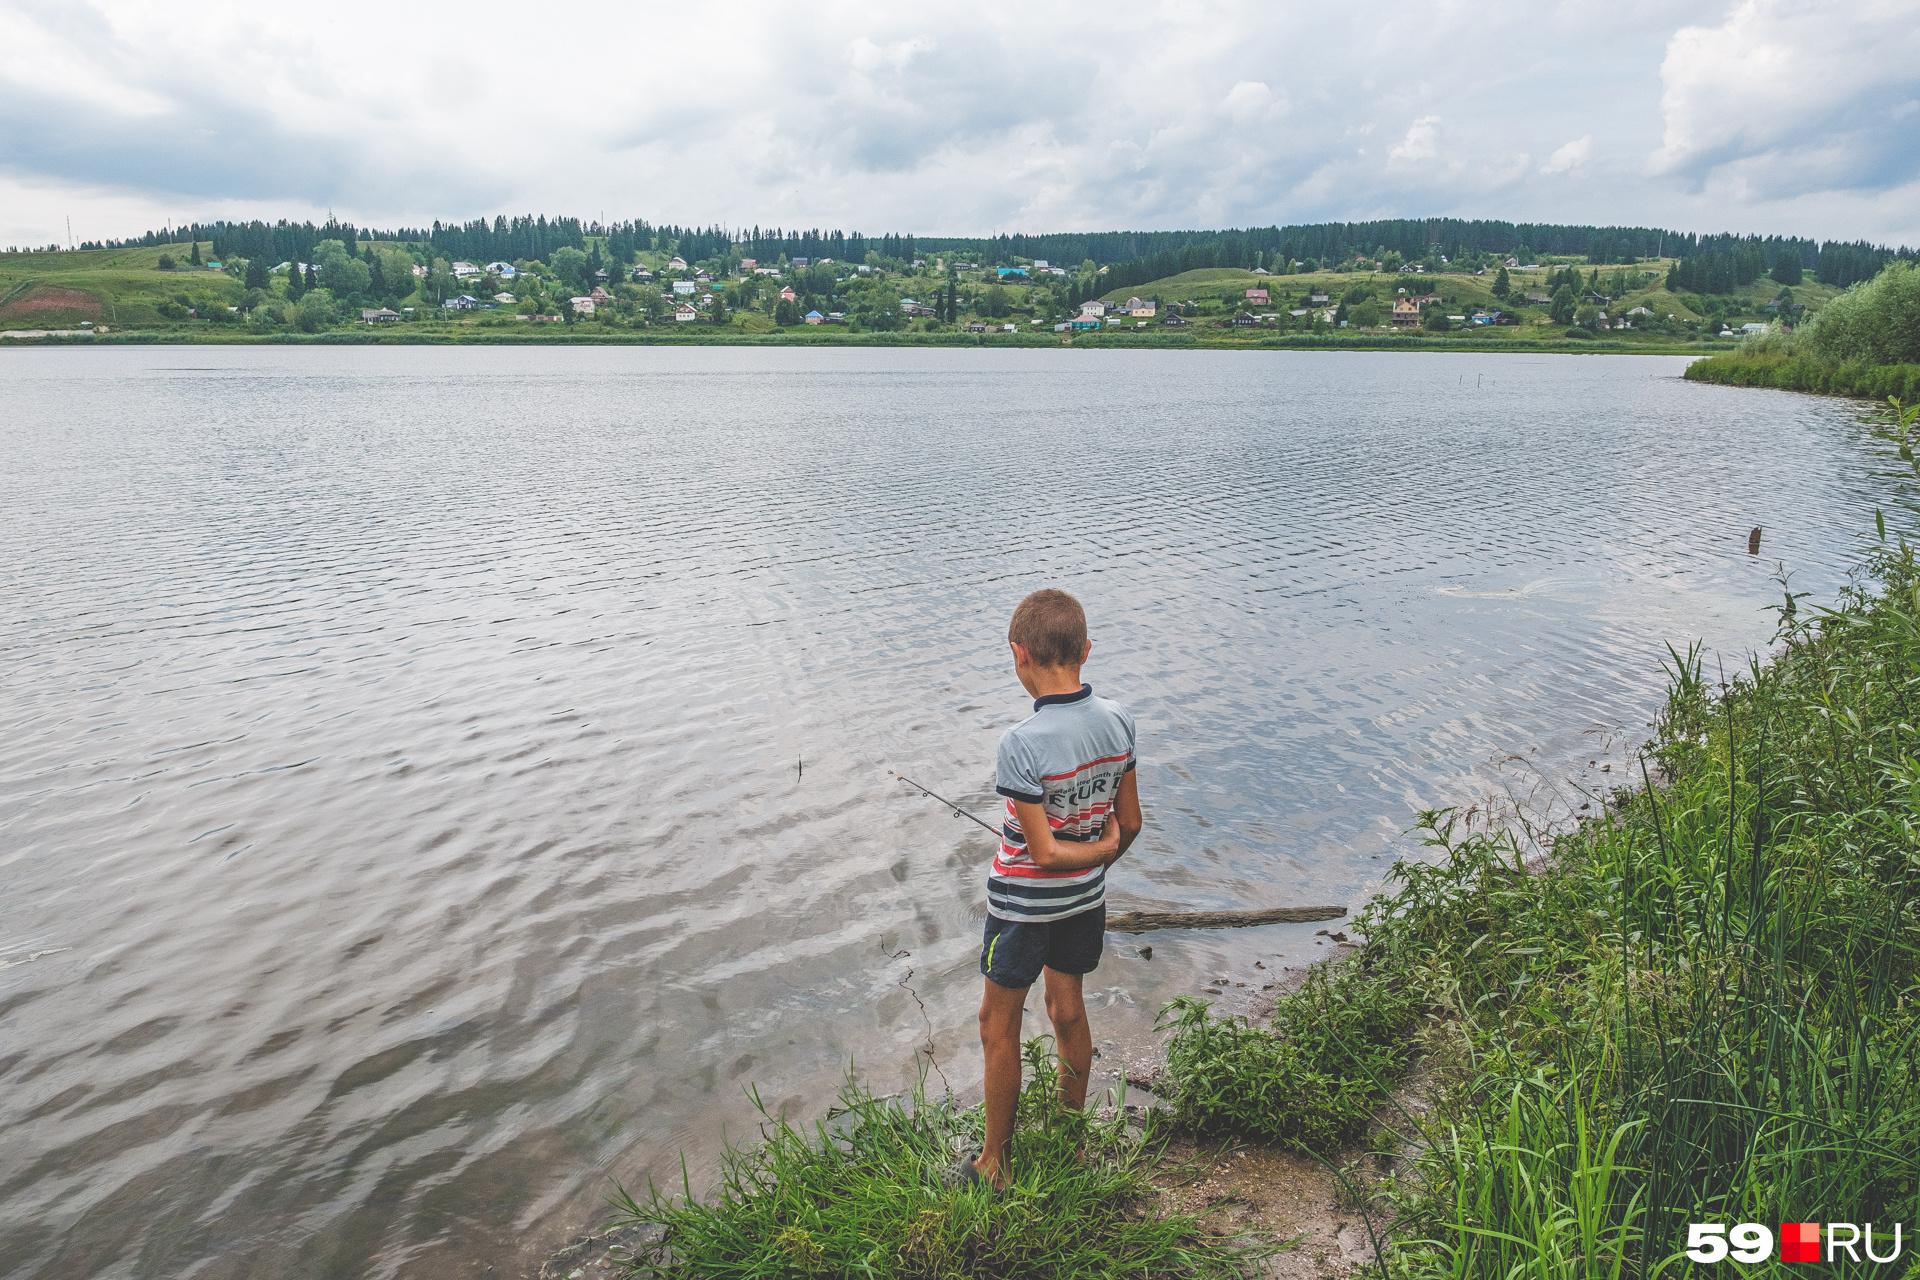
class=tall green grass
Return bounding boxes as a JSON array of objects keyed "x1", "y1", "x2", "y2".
[
  {"x1": 1159, "y1": 403, "x2": 1920, "y2": 1276},
  {"x1": 606, "y1": 1039, "x2": 1255, "y2": 1278}
]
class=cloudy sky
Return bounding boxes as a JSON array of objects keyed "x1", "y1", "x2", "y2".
[{"x1": 3, "y1": 0, "x2": 1918, "y2": 249}]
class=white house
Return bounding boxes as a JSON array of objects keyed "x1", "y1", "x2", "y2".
[
  {"x1": 451, "y1": 261, "x2": 482, "y2": 279},
  {"x1": 672, "y1": 280, "x2": 697, "y2": 295},
  {"x1": 675, "y1": 302, "x2": 698, "y2": 322},
  {"x1": 1078, "y1": 300, "x2": 1107, "y2": 317},
  {"x1": 668, "y1": 256, "x2": 688, "y2": 271},
  {"x1": 485, "y1": 261, "x2": 516, "y2": 278},
  {"x1": 569, "y1": 296, "x2": 596, "y2": 315}
]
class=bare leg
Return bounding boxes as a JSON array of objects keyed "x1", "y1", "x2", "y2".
[
  {"x1": 1042, "y1": 967, "x2": 1092, "y2": 1109},
  {"x1": 974, "y1": 976, "x2": 1027, "y2": 1188}
]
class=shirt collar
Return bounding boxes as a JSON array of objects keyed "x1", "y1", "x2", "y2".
[{"x1": 1033, "y1": 683, "x2": 1092, "y2": 712}]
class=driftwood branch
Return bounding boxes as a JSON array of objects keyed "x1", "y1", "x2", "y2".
[{"x1": 1105, "y1": 905, "x2": 1347, "y2": 932}]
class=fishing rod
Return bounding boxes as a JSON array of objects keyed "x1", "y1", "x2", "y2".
[
  {"x1": 888, "y1": 770, "x2": 1000, "y2": 834},
  {"x1": 888, "y1": 769, "x2": 1348, "y2": 932}
]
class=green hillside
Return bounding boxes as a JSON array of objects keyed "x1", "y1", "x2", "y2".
[{"x1": 0, "y1": 244, "x2": 247, "y2": 330}]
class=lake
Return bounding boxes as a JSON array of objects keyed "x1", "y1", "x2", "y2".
[{"x1": 0, "y1": 346, "x2": 1889, "y2": 1278}]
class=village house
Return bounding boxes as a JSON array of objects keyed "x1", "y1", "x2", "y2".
[
  {"x1": 1524, "y1": 292, "x2": 1553, "y2": 305},
  {"x1": 451, "y1": 262, "x2": 482, "y2": 279},
  {"x1": 1231, "y1": 311, "x2": 1258, "y2": 326},
  {"x1": 805, "y1": 310, "x2": 825, "y2": 325},
  {"x1": 569, "y1": 296, "x2": 596, "y2": 316},
  {"x1": 1391, "y1": 298, "x2": 1422, "y2": 326},
  {"x1": 674, "y1": 302, "x2": 697, "y2": 322},
  {"x1": 485, "y1": 261, "x2": 516, "y2": 278},
  {"x1": 791, "y1": 258, "x2": 809, "y2": 269},
  {"x1": 361, "y1": 308, "x2": 400, "y2": 324},
  {"x1": 668, "y1": 256, "x2": 688, "y2": 271},
  {"x1": 1245, "y1": 288, "x2": 1268, "y2": 303},
  {"x1": 1308, "y1": 292, "x2": 1330, "y2": 305},
  {"x1": 740, "y1": 258, "x2": 757, "y2": 270},
  {"x1": 779, "y1": 285, "x2": 796, "y2": 302},
  {"x1": 1077, "y1": 300, "x2": 1107, "y2": 317},
  {"x1": 672, "y1": 280, "x2": 697, "y2": 295},
  {"x1": 494, "y1": 292, "x2": 515, "y2": 304},
  {"x1": 1069, "y1": 314, "x2": 1101, "y2": 330},
  {"x1": 1160, "y1": 314, "x2": 1190, "y2": 326},
  {"x1": 589, "y1": 286, "x2": 613, "y2": 306},
  {"x1": 442, "y1": 295, "x2": 479, "y2": 310},
  {"x1": 1125, "y1": 296, "x2": 1156, "y2": 317},
  {"x1": 631, "y1": 266, "x2": 654, "y2": 282},
  {"x1": 694, "y1": 270, "x2": 712, "y2": 282}
]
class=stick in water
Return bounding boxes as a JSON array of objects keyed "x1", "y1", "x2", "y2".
[
  {"x1": 890, "y1": 769, "x2": 1346, "y2": 931},
  {"x1": 889, "y1": 770, "x2": 1001, "y2": 834}
]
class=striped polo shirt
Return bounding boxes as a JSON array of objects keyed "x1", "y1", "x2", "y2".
[{"x1": 990, "y1": 684, "x2": 1137, "y2": 922}]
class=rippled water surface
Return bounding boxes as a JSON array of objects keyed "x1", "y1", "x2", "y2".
[{"x1": 0, "y1": 346, "x2": 1888, "y2": 1278}]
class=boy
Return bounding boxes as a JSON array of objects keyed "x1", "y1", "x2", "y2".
[{"x1": 950, "y1": 588, "x2": 1142, "y2": 1190}]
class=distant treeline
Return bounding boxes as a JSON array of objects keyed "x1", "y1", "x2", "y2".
[
  {"x1": 82, "y1": 214, "x2": 1913, "y2": 289},
  {"x1": 1664, "y1": 237, "x2": 1904, "y2": 293}
]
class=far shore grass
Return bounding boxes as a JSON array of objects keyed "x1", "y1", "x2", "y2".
[
  {"x1": 2, "y1": 241, "x2": 1741, "y2": 356},
  {"x1": 1, "y1": 327, "x2": 1733, "y2": 356}
]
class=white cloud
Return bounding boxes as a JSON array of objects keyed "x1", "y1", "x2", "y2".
[
  {"x1": 1390, "y1": 116, "x2": 1441, "y2": 163},
  {"x1": 1652, "y1": 0, "x2": 1920, "y2": 200},
  {"x1": 0, "y1": 0, "x2": 1914, "y2": 248},
  {"x1": 1540, "y1": 136, "x2": 1592, "y2": 174}
]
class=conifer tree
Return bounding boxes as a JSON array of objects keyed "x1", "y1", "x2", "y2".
[
  {"x1": 286, "y1": 262, "x2": 306, "y2": 301},
  {"x1": 245, "y1": 257, "x2": 269, "y2": 290},
  {"x1": 305, "y1": 265, "x2": 319, "y2": 291},
  {"x1": 189, "y1": 239, "x2": 202, "y2": 265},
  {"x1": 1492, "y1": 266, "x2": 1510, "y2": 299}
]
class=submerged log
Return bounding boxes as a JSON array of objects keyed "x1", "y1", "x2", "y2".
[{"x1": 1105, "y1": 905, "x2": 1346, "y2": 932}]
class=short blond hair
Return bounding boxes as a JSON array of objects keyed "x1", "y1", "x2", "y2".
[{"x1": 1008, "y1": 589, "x2": 1087, "y2": 668}]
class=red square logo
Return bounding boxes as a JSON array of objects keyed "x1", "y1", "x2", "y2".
[{"x1": 1781, "y1": 1222, "x2": 1820, "y2": 1262}]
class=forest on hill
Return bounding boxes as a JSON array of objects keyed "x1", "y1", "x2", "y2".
[{"x1": 57, "y1": 214, "x2": 1913, "y2": 295}]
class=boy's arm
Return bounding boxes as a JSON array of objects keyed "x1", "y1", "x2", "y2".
[
  {"x1": 1106, "y1": 770, "x2": 1143, "y2": 866},
  {"x1": 1010, "y1": 799, "x2": 1121, "y2": 872}
]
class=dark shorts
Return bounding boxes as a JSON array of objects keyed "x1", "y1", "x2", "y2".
[{"x1": 980, "y1": 904, "x2": 1106, "y2": 989}]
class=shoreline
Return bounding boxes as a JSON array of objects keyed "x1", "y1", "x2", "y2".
[
  {"x1": 0, "y1": 329, "x2": 1733, "y2": 356},
  {"x1": 554, "y1": 458, "x2": 1920, "y2": 1276}
]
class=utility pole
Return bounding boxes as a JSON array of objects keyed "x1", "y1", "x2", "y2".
[{"x1": 66, "y1": 215, "x2": 73, "y2": 251}]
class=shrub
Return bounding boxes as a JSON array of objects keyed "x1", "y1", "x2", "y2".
[
  {"x1": 156, "y1": 254, "x2": 175, "y2": 270},
  {"x1": 1808, "y1": 260, "x2": 1920, "y2": 366}
]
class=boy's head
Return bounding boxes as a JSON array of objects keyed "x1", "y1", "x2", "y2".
[{"x1": 1008, "y1": 588, "x2": 1089, "y2": 672}]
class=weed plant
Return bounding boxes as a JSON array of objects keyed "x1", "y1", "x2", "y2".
[
  {"x1": 606, "y1": 1039, "x2": 1253, "y2": 1279},
  {"x1": 1158, "y1": 964, "x2": 1418, "y2": 1150}
]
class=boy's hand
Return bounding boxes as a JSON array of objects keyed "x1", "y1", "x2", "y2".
[
  {"x1": 1010, "y1": 799, "x2": 1120, "y2": 872},
  {"x1": 1105, "y1": 771, "x2": 1144, "y2": 867}
]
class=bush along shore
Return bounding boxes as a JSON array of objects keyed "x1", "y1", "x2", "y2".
[
  {"x1": 605, "y1": 405, "x2": 1920, "y2": 1278},
  {"x1": 1687, "y1": 260, "x2": 1920, "y2": 400}
]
